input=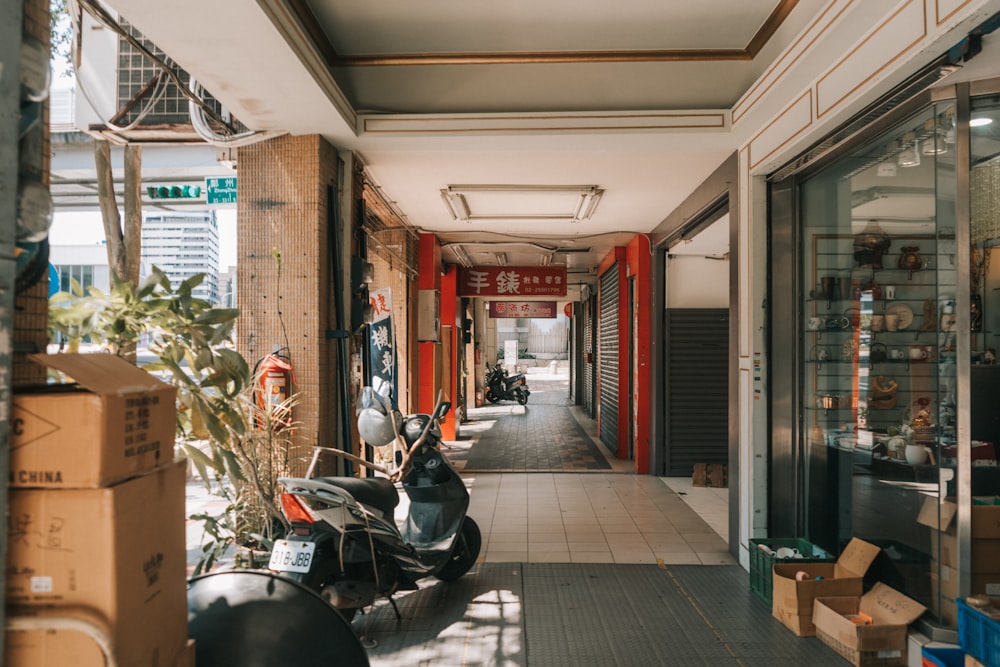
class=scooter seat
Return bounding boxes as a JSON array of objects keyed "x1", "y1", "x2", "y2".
[{"x1": 313, "y1": 476, "x2": 400, "y2": 515}]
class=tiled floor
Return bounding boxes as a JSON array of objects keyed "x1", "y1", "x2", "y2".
[
  {"x1": 464, "y1": 472, "x2": 733, "y2": 565},
  {"x1": 185, "y1": 366, "x2": 735, "y2": 571}
]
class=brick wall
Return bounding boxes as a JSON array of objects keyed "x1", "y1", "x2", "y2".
[
  {"x1": 236, "y1": 134, "x2": 339, "y2": 473},
  {"x1": 13, "y1": 0, "x2": 51, "y2": 387}
]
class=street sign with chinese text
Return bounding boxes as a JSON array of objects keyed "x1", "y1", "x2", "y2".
[
  {"x1": 367, "y1": 287, "x2": 397, "y2": 407},
  {"x1": 458, "y1": 266, "x2": 566, "y2": 297},
  {"x1": 205, "y1": 177, "x2": 238, "y2": 205},
  {"x1": 489, "y1": 301, "x2": 557, "y2": 318}
]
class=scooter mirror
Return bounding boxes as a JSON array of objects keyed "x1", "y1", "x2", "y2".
[{"x1": 436, "y1": 402, "x2": 451, "y2": 419}]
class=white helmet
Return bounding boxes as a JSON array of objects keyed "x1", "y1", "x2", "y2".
[{"x1": 357, "y1": 386, "x2": 400, "y2": 446}]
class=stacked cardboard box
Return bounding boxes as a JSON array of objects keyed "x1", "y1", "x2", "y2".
[
  {"x1": 692, "y1": 463, "x2": 728, "y2": 488},
  {"x1": 772, "y1": 537, "x2": 881, "y2": 636},
  {"x1": 812, "y1": 582, "x2": 926, "y2": 667},
  {"x1": 918, "y1": 496, "x2": 1000, "y2": 625},
  {"x1": 4, "y1": 354, "x2": 190, "y2": 667}
]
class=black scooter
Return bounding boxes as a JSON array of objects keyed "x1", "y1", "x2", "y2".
[
  {"x1": 268, "y1": 389, "x2": 481, "y2": 621},
  {"x1": 484, "y1": 361, "x2": 530, "y2": 405}
]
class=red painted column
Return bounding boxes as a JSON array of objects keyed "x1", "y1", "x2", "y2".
[
  {"x1": 439, "y1": 265, "x2": 458, "y2": 439},
  {"x1": 627, "y1": 235, "x2": 652, "y2": 474},
  {"x1": 417, "y1": 234, "x2": 442, "y2": 417}
]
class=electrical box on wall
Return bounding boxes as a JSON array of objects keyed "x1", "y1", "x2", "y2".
[{"x1": 418, "y1": 289, "x2": 440, "y2": 342}]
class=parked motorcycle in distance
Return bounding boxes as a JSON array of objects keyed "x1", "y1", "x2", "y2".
[
  {"x1": 484, "y1": 361, "x2": 530, "y2": 405},
  {"x1": 268, "y1": 387, "x2": 481, "y2": 621}
]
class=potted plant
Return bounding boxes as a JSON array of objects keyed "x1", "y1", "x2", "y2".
[{"x1": 49, "y1": 267, "x2": 296, "y2": 573}]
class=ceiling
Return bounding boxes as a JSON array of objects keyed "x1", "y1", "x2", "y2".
[{"x1": 83, "y1": 0, "x2": 824, "y2": 296}]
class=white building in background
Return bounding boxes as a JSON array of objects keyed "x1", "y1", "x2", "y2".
[
  {"x1": 142, "y1": 211, "x2": 220, "y2": 303},
  {"x1": 49, "y1": 242, "x2": 112, "y2": 294}
]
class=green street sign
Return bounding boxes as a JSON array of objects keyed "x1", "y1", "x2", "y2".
[{"x1": 206, "y1": 177, "x2": 237, "y2": 205}]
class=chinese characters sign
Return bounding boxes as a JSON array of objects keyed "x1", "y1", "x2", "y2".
[
  {"x1": 458, "y1": 267, "x2": 566, "y2": 297},
  {"x1": 489, "y1": 301, "x2": 557, "y2": 318},
  {"x1": 367, "y1": 287, "x2": 397, "y2": 407}
]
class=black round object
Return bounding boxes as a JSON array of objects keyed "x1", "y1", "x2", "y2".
[
  {"x1": 187, "y1": 570, "x2": 369, "y2": 667},
  {"x1": 15, "y1": 238, "x2": 48, "y2": 295}
]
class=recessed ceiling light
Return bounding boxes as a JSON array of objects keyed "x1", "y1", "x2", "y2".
[{"x1": 970, "y1": 117, "x2": 993, "y2": 127}]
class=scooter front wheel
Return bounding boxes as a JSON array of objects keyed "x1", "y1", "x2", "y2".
[
  {"x1": 435, "y1": 517, "x2": 482, "y2": 582},
  {"x1": 516, "y1": 389, "x2": 529, "y2": 406}
]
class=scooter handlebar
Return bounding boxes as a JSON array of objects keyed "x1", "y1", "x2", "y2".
[{"x1": 391, "y1": 389, "x2": 447, "y2": 482}]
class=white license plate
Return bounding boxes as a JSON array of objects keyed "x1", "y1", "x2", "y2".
[{"x1": 269, "y1": 540, "x2": 316, "y2": 573}]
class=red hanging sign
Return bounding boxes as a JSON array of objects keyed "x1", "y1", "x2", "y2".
[
  {"x1": 489, "y1": 301, "x2": 557, "y2": 318},
  {"x1": 458, "y1": 266, "x2": 567, "y2": 297}
]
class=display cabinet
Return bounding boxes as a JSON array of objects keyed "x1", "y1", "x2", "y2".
[{"x1": 804, "y1": 229, "x2": 955, "y2": 473}]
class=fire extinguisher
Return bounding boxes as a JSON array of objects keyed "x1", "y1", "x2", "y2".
[{"x1": 253, "y1": 349, "x2": 294, "y2": 430}]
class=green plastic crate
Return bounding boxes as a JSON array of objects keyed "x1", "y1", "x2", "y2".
[{"x1": 749, "y1": 538, "x2": 833, "y2": 608}]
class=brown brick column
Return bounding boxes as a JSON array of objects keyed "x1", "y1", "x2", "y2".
[{"x1": 236, "y1": 134, "x2": 339, "y2": 472}]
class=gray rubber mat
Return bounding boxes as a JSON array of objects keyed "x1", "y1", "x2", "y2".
[
  {"x1": 461, "y1": 403, "x2": 611, "y2": 471},
  {"x1": 353, "y1": 563, "x2": 847, "y2": 666}
]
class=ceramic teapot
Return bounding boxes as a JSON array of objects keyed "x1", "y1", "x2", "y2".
[{"x1": 898, "y1": 246, "x2": 923, "y2": 274}]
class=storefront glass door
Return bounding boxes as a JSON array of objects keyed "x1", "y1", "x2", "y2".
[{"x1": 798, "y1": 101, "x2": 958, "y2": 618}]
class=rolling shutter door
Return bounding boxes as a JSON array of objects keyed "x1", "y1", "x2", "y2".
[
  {"x1": 666, "y1": 308, "x2": 729, "y2": 476},
  {"x1": 583, "y1": 295, "x2": 595, "y2": 417},
  {"x1": 598, "y1": 267, "x2": 619, "y2": 451}
]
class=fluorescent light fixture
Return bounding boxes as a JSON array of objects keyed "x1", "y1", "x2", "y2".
[
  {"x1": 970, "y1": 117, "x2": 993, "y2": 127},
  {"x1": 440, "y1": 185, "x2": 604, "y2": 222},
  {"x1": 441, "y1": 191, "x2": 471, "y2": 221},
  {"x1": 495, "y1": 252, "x2": 508, "y2": 266},
  {"x1": 539, "y1": 253, "x2": 552, "y2": 266},
  {"x1": 450, "y1": 244, "x2": 472, "y2": 267}
]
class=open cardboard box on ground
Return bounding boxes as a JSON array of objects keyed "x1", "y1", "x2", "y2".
[
  {"x1": 10, "y1": 353, "x2": 176, "y2": 488},
  {"x1": 772, "y1": 537, "x2": 881, "y2": 637},
  {"x1": 918, "y1": 496, "x2": 1000, "y2": 621},
  {"x1": 813, "y1": 582, "x2": 926, "y2": 667},
  {"x1": 4, "y1": 460, "x2": 188, "y2": 666}
]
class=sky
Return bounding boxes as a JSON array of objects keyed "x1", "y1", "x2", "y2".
[{"x1": 49, "y1": 209, "x2": 238, "y2": 269}]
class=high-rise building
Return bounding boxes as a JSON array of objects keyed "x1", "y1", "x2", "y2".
[{"x1": 142, "y1": 211, "x2": 220, "y2": 303}]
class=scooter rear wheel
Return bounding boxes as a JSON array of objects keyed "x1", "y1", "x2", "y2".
[
  {"x1": 297, "y1": 559, "x2": 359, "y2": 622},
  {"x1": 435, "y1": 517, "x2": 482, "y2": 582}
]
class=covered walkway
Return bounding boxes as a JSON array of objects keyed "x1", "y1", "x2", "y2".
[
  {"x1": 347, "y1": 369, "x2": 845, "y2": 665},
  {"x1": 185, "y1": 368, "x2": 847, "y2": 664}
]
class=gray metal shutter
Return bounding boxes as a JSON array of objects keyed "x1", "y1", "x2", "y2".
[
  {"x1": 583, "y1": 295, "x2": 595, "y2": 416},
  {"x1": 665, "y1": 308, "x2": 729, "y2": 476},
  {"x1": 598, "y1": 267, "x2": 619, "y2": 451}
]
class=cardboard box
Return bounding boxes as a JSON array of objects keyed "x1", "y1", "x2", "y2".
[
  {"x1": 5, "y1": 460, "x2": 188, "y2": 666},
  {"x1": 772, "y1": 537, "x2": 881, "y2": 637},
  {"x1": 930, "y1": 563, "x2": 1000, "y2": 605},
  {"x1": 966, "y1": 654, "x2": 988, "y2": 667},
  {"x1": 930, "y1": 531, "x2": 1000, "y2": 573},
  {"x1": 918, "y1": 496, "x2": 1000, "y2": 540},
  {"x1": 708, "y1": 464, "x2": 728, "y2": 488},
  {"x1": 692, "y1": 463, "x2": 708, "y2": 487},
  {"x1": 11, "y1": 353, "x2": 177, "y2": 488},
  {"x1": 813, "y1": 582, "x2": 926, "y2": 667},
  {"x1": 920, "y1": 495, "x2": 1000, "y2": 623},
  {"x1": 4, "y1": 620, "x2": 193, "y2": 667}
]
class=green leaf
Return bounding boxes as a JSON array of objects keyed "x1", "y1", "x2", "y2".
[
  {"x1": 220, "y1": 448, "x2": 246, "y2": 483},
  {"x1": 181, "y1": 443, "x2": 215, "y2": 491},
  {"x1": 195, "y1": 308, "x2": 240, "y2": 326}
]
